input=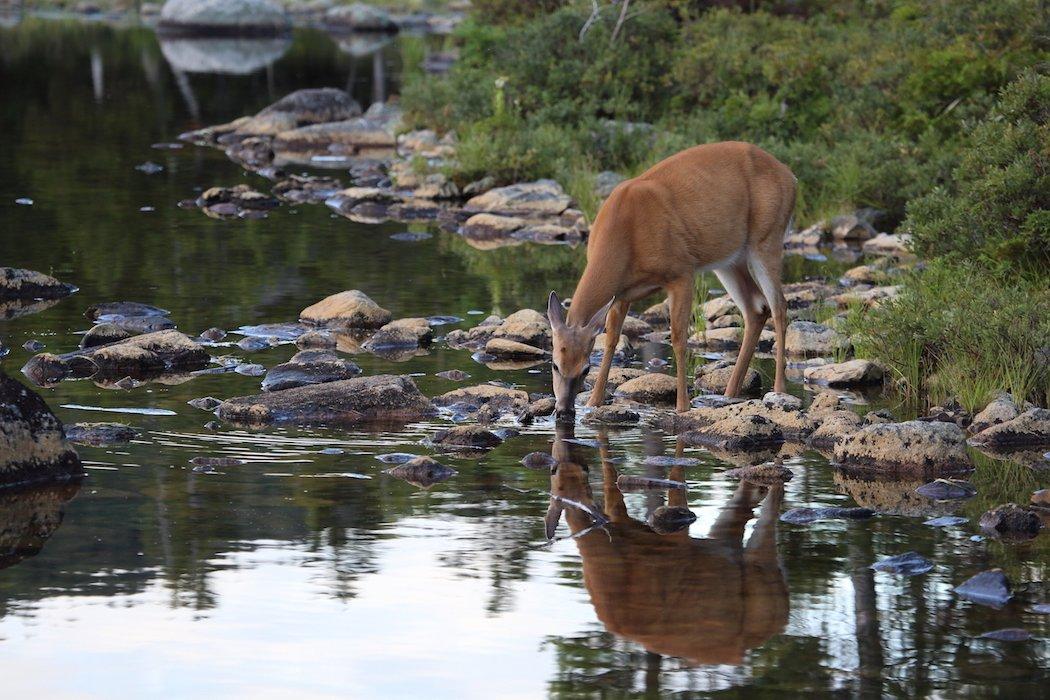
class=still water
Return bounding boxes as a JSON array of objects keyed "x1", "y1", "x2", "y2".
[{"x1": 0, "y1": 17, "x2": 1047, "y2": 699}]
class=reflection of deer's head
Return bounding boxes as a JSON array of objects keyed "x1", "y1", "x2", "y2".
[{"x1": 545, "y1": 427, "x2": 789, "y2": 666}]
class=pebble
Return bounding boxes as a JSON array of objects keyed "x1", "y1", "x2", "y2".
[{"x1": 23, "y1": 339, "x2": 45, "y2": 351}]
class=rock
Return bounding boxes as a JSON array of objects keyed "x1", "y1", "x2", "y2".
[
  {"x1": 640, "y1": 301, "x2": 669, "y2": 327},
  {"x1": 85, "y1": 302, "x2": 169, "y2": 321},
  {"x1": 300, "y1": 290, "x2": 392, "y2": 330},
  {"x1": 616, "y1": 475, "x2": 687, "y2": 491},
  {"x1": 0, "y1": 268, "x2": 77, "y2": 302},
  {"x1": 64, "y1": 422, "x2": 138, "y2": 446},
  {"x1": 924, "y1": 516, "x2": 969, "y2": 527},
  {"x1": 512, "y1": 224, "x2": 581, "y2": 245},
  {"x1": 431, "y1": 425, "x2": 503, "y2": 451},
  {"x1": 862, "y1": 232, "x2": 913, "y2": 257},
  {"x1": 834, "y1": 421, "x2": 972, "y2": 475},
  {"x1": 591, "y1": 332, "x2": 632, "y2": 364},
  {"x1": 519, "y1": 396, "x2": 556, "y2": 424},
  {"x1": 197, "y1": 184, "x2": 279, "y2": 216},
  {"x1": 827, "y1": 285, "x2": 900, "y2": 310},
  {"x1": 363, "y1": 318, "x2": 433, "y2": 350},
  {"x1": 385, "y1": 456, "x2": 457, "y2": 488},
  {"x1": 618, "y1": 315, "x2": 652, "y2": 340},
  {"x1": 969, "y1": 394, "x2": 1030, "y2": 435},
  {"x1": 218, "y1": 374, "x2": 433, "y2": 425},
  {"x1": 683, "y1": 414, "x2": 784, "y2": 451},
  {"x1": 261, "y1": 349, "x2": 361, "y2": 392},
  {"x1": 434, "y1": 384, "x2": 530, "y2": 414},
  {"x1": 808, "y1": 391, "x2": 846, "y2": 416},
  {"x1": 242, "y1": 88, "x2": 360, "y2": 137},
  {"x1": 954, "y1": 569, "x2": 1012, "y2": 608},
  {"x1": 273, "y1": 112, "x2": 398, "y2": 155},
  {"x1": 864, "y1": 409, "x2": 895, "y2": 424},
  {"x1": 0, "y1": 370, "x2": 82, "y2": 487},
  {"x1": 841, "y1": 263, "x2": 892, "y2": 286},
  {"x1": 969, "y1": 408, "x2": 1050, "y2": 448},
  {"x1": 80, "y1": 323, "x2": 132, "y2": 349},
  {"x1": 763, "y1": 392, "x2": 801, "y2": 411},
  {"x1": 694, "y1": 360, "x2": 761, "y2": 395},
  {"x1": 783, "y1": 321, "x2": 848, "y2": 357},
  {"x1": 521, "y1": 451, "x2": 556, "y2": 469},
  {"x1": 594, "y1": 171, "x2": 625, "y2": 198},
  {"x1": 197, "y1": 327, "x2": 226, "y2": 343},
  {"x1": 583, "y1": 405, "x2": 640, "y2": 426},
  {"x1": 871, "y1": 551, "x2": 933, "y2": 576},
  {"x1": 830, "y1": 214, "x2": 876, "y2": 241},
  {"x1": 461, "y1": 213, "x2": 526, "y2": 241},
  {"x1": 979, "y1": 503, "x2": 1042, "y2": 538},
  {"x1": 235, "y1": 363, "x2": 266, "y2": 376},
  {"x1": 723, "y1": 462, "x2": 793, "y2": 485},
  {"x1": 615, "y1": 373, "x2": 677, "y2": 405},
  {"x1": 436, "y1": 369, "x2": 470, "y2": 382},
  {"x1": 464, "y1": 179, "x2": 571, "y2": 217},
  {"x1": 702, "y1": 295, "x2": 738, "y2": 321},
  {"x1": 324, "y1": 2, "x2": 397, "y2": 31},
  {"x1": 188, "y1": 396, "x2": 222, "y2": 411},
  {"x1": 103, "y1": 315, "x2": 176, "y2": 334},
  {"x1": 484, "y1": 338, "x2": 546, "y2": 360},
  {"x1": 158, "y1": 0, "x2": 290, "y2": 35},
  {"x1": 647, "y1": 506, "x2": 696, "y2": 534},
  {"x1": 272, "y1": 174, "x2": 343, "y2": 203},
  {"x1": 22, "y1": 340, "x2": 44, "y2": 352},
  {"x1": 586, "y1": 367, "x2": 647, "y2": 392},
  {"x1": 915, "y1": 480, "x2": 976, "y2": 500},
  {"x1": 979, "y1": 628, "x2": 1032, "y2": 642},
  {"x1": 779, "y1": 507, "x2": 875, "y2": 525},
  {"x1": 784, "y1": 223, "x2": 825, "y2": 247},
  {"x1": 1032, "y1": 489, "x2": 1050, "y2": 508},
  {"x1": 804, "y1": 359, "x2": 883, "y2": 386},
  {"x1": 295, "y1": 329, "x2": 337, "y2": 349}
]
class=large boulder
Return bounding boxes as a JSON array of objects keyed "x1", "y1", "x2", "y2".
[
  {"x1": 615, "y1": 373, "x2": 678, "y2": 406},
  {"x1": 969, "y1": 408, "x2": 1050, "y2": 449},
  {"x1": 489, "y1": 309, "x2": 551, "y2": 348},
  {"x1": 834, "y1": 421, "x2": 973, "y2": 475},
  {"x1": 683, "y1": 413, "x2": 784, "y2": 451},
  {"x1": 261, "y1": 349, "x2": 361, "y2": 392},
  {"x1": 300, "y1": 290, "x2": 392, "y2": 330},
  {"x1": 803, "y1": 359, "x2": 883, "y2": 387},
  {"x1": 218, "y1": 375, "x2": 434, "y2": 425},
  {"x1": 158, "y1": 0, "x2": 290, "y2": 35},
  {"x1": 969, "y1": 394, "x2": 1031, "y2": 435},
  {"x1": 234, "y1": 88, "x2": 361, "y2": 136},
  {"x1": 0, "y1": 371, "x2": 81, "y2": 487},
  {"x1": 0, "y1": 267, "x2": 77, "y2": 301},
  {"x1": 363, "y1": 318, "x2": 433, "y2": 350},
  {"x1": 807, "y1": 410, "x2": 863, "y2": 449},
  {"x1": 464, "y1": 179, "x2": 571, "y2": 217}
]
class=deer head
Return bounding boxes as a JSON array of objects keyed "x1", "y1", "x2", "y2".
[{"x1": 547, "y1": 291, "x2": 614, "y2": 422}]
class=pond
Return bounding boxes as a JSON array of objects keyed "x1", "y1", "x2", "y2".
[{"x1": 0, "y1": 16, "x2": 1047, "y2": 699}]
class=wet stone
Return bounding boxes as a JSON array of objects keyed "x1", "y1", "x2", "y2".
[
  {"x1": 431, "y1": 425, "x2": 503, "y2": 452},
  {"x1": 375, "y1": 453, "x2": 418, "y2": 465},
  {"x1": 582, "y1": 405, "x2": 640, "y2": 426},
  {"x1": 86, "y1": 302, "x2": 169, "y2": 321},
  {"x1": 385, "y1": 456, "x2": 457, "y2": 488},
  {"x1": 915, "y1": 480, "x2": 977, "y2": 500},
  {"x1": 22, "y1": 340, "x2": 44, "y2": 352},
  {"x1": 871, "y1": 551, "x2": 933, "y2": 576},
  {"x1": 724, "y1": 463, "x2": 793, "y2": 485},
  {"x1": 64, "y1": 422, "x2": 138, "y2": 446},
  {"x1": 235, "y1": 363, "x2": 266, "y2": 377},
  {"x1": 924, "y1": 516, "x2": 969, "y2": 527},
  {"x1": 300, "y1": 289, "x2": 392, "y2": 330},
  {"x1": 648, "y1": 506, "x2": 697, "y2": 535},
  {"x1": 237, "y1": 336, "x2": 275, "y2": 352},
  {"x1": 780, "y1": 507, "x2": 875, "y2": 525},
  {"x1": 1, "y1": 267, "x2": 78, "y2": 301},
  {"x1": 261, "y1": 349, "x2": 361, "y2": 392},
  {"x1": 81, "y1": 323, "x2": 132, "y2": 349},
  {"x1": 979, "y1": 503, "x2": 1042, "y2": 538},
  {"x1": 198, "y1": 327, "x2": 227, "y2": 342},
  {"x1": 104, "y1": 315, "x2": 176, "y2": 334},
  {"x1": 954, "y1": 569, "x2": 1012, "y2": 608},
  {"x1": 188, "y1": 396, "x2": 223, "y2": 411},
  {"x1": 436, "y1": 369, "x2": 470, "y2": 381},
  {"x1": 521, "y1": 452, "x2": 556, "y2": 470}
]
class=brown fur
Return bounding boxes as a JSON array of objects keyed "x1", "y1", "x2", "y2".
[{"x1": 549, "y1": 142, "x2": 796, "y2": 415}]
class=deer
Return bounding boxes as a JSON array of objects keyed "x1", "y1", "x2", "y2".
[{"x1": 547, "y1": 141, "x2": 797, "y2": 421}]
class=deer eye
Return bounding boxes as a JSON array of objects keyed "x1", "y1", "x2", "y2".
[
  {"x1": 552, "y1": 362, "x2": 561, "y2": 375},
  {"x1": 580, "y1": 366, "x2": 591, "y2": 379}
]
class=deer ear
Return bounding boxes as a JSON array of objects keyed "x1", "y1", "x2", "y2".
[
  {"x1": 547, "y1": 291, "x2": 566, "y2": 330},
  {"x1": 585, "y1": 297, "x2": 616, "y2": 336}
]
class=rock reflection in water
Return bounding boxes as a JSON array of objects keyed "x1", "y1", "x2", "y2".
[
  {"x1": 159, "y1": 37, "x2": 292, "y2": 75},
  {"x1": 546, "y1": 427, "x2": 789, "y2": 665},
  {"x1": 0, "y1": 482, "x2": 81, "y2": 570}
]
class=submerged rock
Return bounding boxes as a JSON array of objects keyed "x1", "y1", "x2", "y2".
[
  {"x1": 158, "y1": 0, "x2": 290, "y2": 35},
  {"x1": 615, "y1": 373, "x2": 677, "y2": 406},
  {"x1": 979, "y1": 503, "x2": 1042, "y2": 538},
  {"x1": 969, "y1": 408, "x2": 1050, "y2": 448},
  {"x1": 64, "y1": 422, "x2": 138, "y2": 446},
  {"x1": 272, "y1": 174, "x2": 343, "y2": 203},
  {"x1": 436, "y1": 369, "x2": 470, "y2": 382},
  {"x1": 833, "y1": 421, "x2": 972, "y2": 475},
  {"x1": 261, "y1": 349, "x2": 361, "y2": 392},
  {"x1": 803, "y1": 359, "x2": 883, "y2": 387},
  {"x1": 582, "y1": 405, "x2": 640, "y2": 426},
  {"x1": 780, "y1": 507, "x2": 875, "y2": 525},
  {"x1": 300, "y1": 289, "x2": 392, "y2": 330},
  {"x1": 954, "y1": 569, "x2": 1012, "y2": 608},
  {"x1": 218, "y1": 374, "x2": 434, "y2": 425},
  {"x1": 871, "y1": 551, "x2": 933, "y2": 576},
  {"x1": 0, "y1": 370, "x2": 82, "y2": 487},
  {"x1": 0, "y1": 268, "x2": 77, "y2": 301},
  {"x1": 430, "y1": 425, "x2": 503, "y2": 452},
  {"x1": 648, "y1": 505, "x2": 696, "y2": 534},
  {"x1": 85, "y1": 302, "x2": 169, "y2": 321},
  {"x1": 384, "y1": 456, "x2": 457, "y2": 488},
  {"x1": 979, "y1": 628, "x2": 1032, "y2": 642},
  {"x1": 915, "y1": 479, "x2": 976, "y2": 500}
]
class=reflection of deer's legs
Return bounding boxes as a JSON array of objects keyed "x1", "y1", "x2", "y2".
[
  {"x1": 745, "y1": 484, "x2": 783, "y2": 556},
  {"x1": 708, "y1": 480, "x2": 764, "y2": 545},
  {"x1": 667, "y1": 465, "x2": 688, "y2": 509},
  {"x1": 596, "y1": 430, "x2": 630, "y2": 523}
]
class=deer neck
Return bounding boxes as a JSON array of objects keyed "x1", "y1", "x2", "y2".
[{"x1": 566, "y1": 262, "x2": 619, "y2": 326}]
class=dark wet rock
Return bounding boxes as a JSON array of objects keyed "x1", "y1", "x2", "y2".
[
  {"x1": 803, "y1": 359, "x2": 883, "y2": 387},
  {"x1": 188, "y1": 396, "x2": 222, "y2": 411},
  {"x1": 434, "y1": 384, "x2": 530, "y2": 415},
  {"x1": 924, "y1": 515, "x2": 969, "y2": 527},
  {"x1": 695, "y1": 360, "x2": 761, "y2": 396},
  {"x1": 969, "y1": 394, "x2": 1031, "y2": 435},
  {"x1": 374, "y1": 452, "x2": 417, "y2": 464},
  {"x1": 22, "y1": 340, "x2": 44, "y2": 352},
  {"x1": 431, "y1": 425, "x2": 503, "y2": 452},
  {"x1": 218, "y1": 374, "x2": 433, "y2": 426},
  {"x1": 64, "y1": 422, "x2": 138, "y2": 446},
  {"x1": 197, "y1": 327, "x2": 227, "y2": 342},
  {"x1": 955, "y1": 569, "x2": 1012, "y2": 608},
  {"x1": 388, "y1": 199, "x2": 443, "y2": 222},
  {"x1": 833, "y1": 421, "x2": 973, "y2": 475},
  {"x1": 21, "y1": 330, "x2": 208, "y2": 385},
  {"x1": 521, "y1": 452, "x2": 556, "y2": 469},
  {"x1": 871, "y1": 551, "x2": 933, "y2": 576},
  {"x1": 615, "y1": 373, "x2": 677, "y2": 406},
  {"x1": 295, "y1": 329, "x2": 337, "y2": 349},
  {"x1": 518, "y1": 397, "x2": 556, "y2": 424},
  {"x1": 979, "y1": 503, "x2": 1042, "y2": 538},
  {"x1": 969, "y1": 408, "x2": 1050, "y2": 449},
  {"x1": 300, "y1": 289, "x2": 392, "y2": 330},
  {"x1": 272, "y1": 174, "x2": 343, "y2": 203},
  {"x1": 616, "y1": 475, "x2": 687, "y2": 492},
  {"x1": 204, "y1": 420, "x2": 221, "y2": 430},
  {"x1": 324, "y1": 3, "x2": 397, "y2": 32},
  {"x1": 648, "y1": 506, "x2": 697, "y2": 535},
  {"x1": 436, "y1": 369, "x2": 470, "y2": 381},
  {"x1": 158, "y1": 0, "x2": 290, "y2": 36},
  {"x1": 780, "y1": 507, "x2": 875, "y2": 525},
  {"x1": 0, "y1": 268, "x2": 77, "y2": 301},
  {"x1": 261, "y1": 349, "x2": 361, "y2": 392},
  {"x1": 385, "y1": 456, "x2": 457, "y2": 488},
  {"x1": 0, "y1": 370, "x2": 82, "y2": 487},
  {"x1": 463, "y1": 179, "x2": 571, "y2": 217},
  {"x1": 81, "y1": 323, "x2": 132, "y2": 349},
  {"x1": 683, "y1": 414, "x2": 785, "y2": 451},
  {"x1": 363, "y1": 318, "x2": 433, "y2": 350},
  {"x1": 979, "y1": 628, "x2": 1032, "y2": 642},
  {"x1": 724, "y1": 462, "x2": 793, "y2": 485},
  {"x1": 583, "y1": 405, "x2": 640, "y2": 426},
  {"x1": 197, "y1": 184, "x2": 279, "y2": 217},
  {"x1": 915, "y1": 480, "x2": 977, "y2": 500}
]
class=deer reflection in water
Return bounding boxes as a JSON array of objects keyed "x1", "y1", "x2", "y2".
[{"x1": 545, "y1": 426, "x2": 789, "y2": 665}]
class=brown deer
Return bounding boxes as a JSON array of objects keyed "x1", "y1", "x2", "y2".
[
  {"x1": 548, "y1": 141, "x2": 796, "y2": 420},
  {"x1": 545, "y1": 427, "x2": 789, "y2": 665}
]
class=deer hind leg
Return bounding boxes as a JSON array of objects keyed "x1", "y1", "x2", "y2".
[
  {"x1": 666, "y1": 276, "x2": 695, "y2": 413},
  {"x1": 714, "y1": 262, "x2": 769, "y2": 398},
  {"x1": 586, "y1": 298, "x2": 630, "y2": 408},
  {"x1": 748, "y1": 246, "x2": 788, "y2": 394}
]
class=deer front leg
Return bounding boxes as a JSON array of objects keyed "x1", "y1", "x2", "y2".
[
  {"x1": 586, "y1": 298, "x2": 629, "y2": 407},
  {"x1": 666, "y1": 277, "x2": 694, "y2": 413}
]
